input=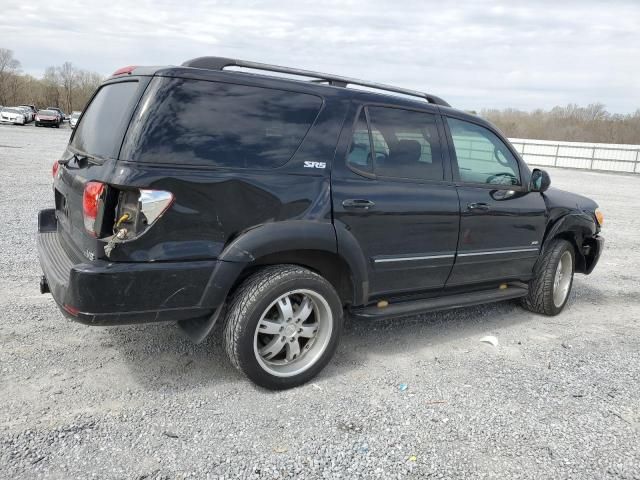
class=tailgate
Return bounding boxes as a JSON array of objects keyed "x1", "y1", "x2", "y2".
[{"x1": 54, "y1": 77, "x2": 150, "y2": 261}]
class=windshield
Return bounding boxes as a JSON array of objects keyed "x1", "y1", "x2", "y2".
[
  {"x1": 70, "y1": 80, "x2": 141, "y2": 159},
  {"x1": 2, "y1": 108, "x2": 20, "y2": 114},
  {"x1": 71, "y1": 112, "x2": 81, "y2": 119}
]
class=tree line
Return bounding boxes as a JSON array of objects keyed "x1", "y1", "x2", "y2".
[
  {"x1": 481, "y1": 104, "x2": 640, "y2": 145},
  {"x1": 2, "y1": 46, "x2": 638, "y2": 144},
  {"x1": 0, "y1": 48, "x2": 103, "y2": 113}
]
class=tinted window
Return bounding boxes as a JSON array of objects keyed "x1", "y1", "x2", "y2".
[
  {"x1": 71, "y1": 81, "x2": 140, "y2": 159},
  {"x1": 365, "y1": 106, "x2": 443, "y2": 181},
  {"x1": 121, "y1": 77, "x2": 323, "y2": 168},
  {"x1": 447, "y1": 117, "x2": 521, "y2": 186}
]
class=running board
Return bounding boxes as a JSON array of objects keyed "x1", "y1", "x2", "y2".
[{"x1": 349, "y1": 285, "x2": 528, "y2": 320}]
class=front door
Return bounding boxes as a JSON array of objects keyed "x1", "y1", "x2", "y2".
[
  {"x1": 332, "y1": 104, "x2": 460, "y2": 299},
  {"x1": 443, "y1": 116, "x2": 547, "y2": 286}
]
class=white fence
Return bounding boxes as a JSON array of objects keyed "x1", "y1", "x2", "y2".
[{"x1": 508, "y1": 138, "x2": 640, "y2": 174}]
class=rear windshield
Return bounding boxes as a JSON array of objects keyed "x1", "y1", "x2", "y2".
[
  {"x1": 39, "y1": 110, "x2": 56, "y2": 115},
  {"x1": 120, "y1": 77, "x2": 323, "y2": 169},
  {"x1": 70, "y1": 81, "x2": 140, "y2": 159}
]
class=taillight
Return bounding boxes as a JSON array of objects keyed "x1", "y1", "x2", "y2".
[
  {"x1": 138, "y1": 189, "x2": 174, "y2": 226},
  {"x1": 83, "y1": 181, "x2": 105, "y2": 236},
  {"x1": 52, "y1": 161, "x2": 59, "y2": 178}
]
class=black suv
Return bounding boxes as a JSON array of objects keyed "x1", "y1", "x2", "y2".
[{"x1": 38, "y1": 57, "x2": 604, "y2": 389}]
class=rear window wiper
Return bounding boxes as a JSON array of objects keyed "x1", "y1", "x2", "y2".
[{"x1": 58, "y1": 153, "x2": 88, "y2": 166}]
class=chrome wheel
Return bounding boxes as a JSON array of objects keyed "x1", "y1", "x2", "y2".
[
  {"x1": 253, "y1": 289, "x2": 333, "y2": 378},
  {"x1": 553, "y1": 250, "x2": 573, "y2": 307}
]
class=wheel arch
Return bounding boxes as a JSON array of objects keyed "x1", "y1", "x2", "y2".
[
  {"x1": 542, "y1": 213, "x2": 597, "y2": 274},
  {"x1": 205, "y1": 221, "x2": 368, "y2": 307}
]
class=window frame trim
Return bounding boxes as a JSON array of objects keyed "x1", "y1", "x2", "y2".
[{"x1": 442, "y1": 113, "x2": 529, "y2": 191}]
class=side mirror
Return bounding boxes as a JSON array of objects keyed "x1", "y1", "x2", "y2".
[{"x1": 530, "y1": 168, "x2": 551, "y2": 193}]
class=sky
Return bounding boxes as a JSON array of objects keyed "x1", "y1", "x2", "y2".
[{"x1": 2, "y1": 0, "x2": 639, "y2": 113}]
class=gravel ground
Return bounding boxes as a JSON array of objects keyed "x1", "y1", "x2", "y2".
[{"x1": 1, "y1": 122, "x2": 639, "y2": 479}]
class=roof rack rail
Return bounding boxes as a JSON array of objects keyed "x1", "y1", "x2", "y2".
[{"x1": 181, "y1": 56, "x2": 451, "y2": 107}]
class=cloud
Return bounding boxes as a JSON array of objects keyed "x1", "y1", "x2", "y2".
[{"x1": 1, "y1": 0, "x2": 638, "y2": 112}]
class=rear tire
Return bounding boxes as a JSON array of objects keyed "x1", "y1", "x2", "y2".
[
  {"x1": 521, "y1": 239, "x2": 574, "y2": 316},
  {"x1": 223, "y1": 265, "x2": 343, "y2": 390}
]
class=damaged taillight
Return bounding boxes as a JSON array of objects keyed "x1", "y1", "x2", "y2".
[
  {"x1": 138, "y1": 189, "x2": 175, "y2": 227},
  {"x1": 103, "y1": 188, "x2": 174, "y2": 257},
  {"x1": 83, "y1": 181, "x2": 105, "y2": 237},
  {"x1": 52, "y1": 161, "x2": 60, "y2": 179}
]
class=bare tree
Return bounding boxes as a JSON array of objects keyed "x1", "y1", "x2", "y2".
[
  {"x1": 0, "y1": 48, "x2": 21, "y2": 105},
  {"x1": 57, "y1": 61, "x2": 78, "y2": 113},
  {"x1": 42, "y1": 67, "x2": 61, "y2": 108},
  {"x1": 482, "y1": 104, "x2": 640, "y2": 145}
]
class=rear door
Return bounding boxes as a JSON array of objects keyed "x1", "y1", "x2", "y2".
[
  {"x1": 443, "y1": 115, "x2": 547, "y2": 286},
  {"x1": 332, "y1": 104, "x2": 460, "y2": 299}
]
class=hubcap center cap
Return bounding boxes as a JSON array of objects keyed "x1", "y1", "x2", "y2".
[{"x1": 284, "y1": 325, "x2": 297, "y2": 337}]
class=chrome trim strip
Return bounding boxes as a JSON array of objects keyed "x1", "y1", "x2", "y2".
[
  {"x1": 374, "y1": 254, "x2": 455, "y2": 263},
  {"x1": 457, "y1": 248, "x2": 539, "y2": 257}
]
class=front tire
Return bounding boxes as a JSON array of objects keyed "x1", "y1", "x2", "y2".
[
  {"x1": 223, "y1": 265, "x2": 343, "y2": 390},
  {"x1": 521, "y1": 239, "x2": 575, "y2": 315}
]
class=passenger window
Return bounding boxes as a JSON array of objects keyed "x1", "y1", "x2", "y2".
[
  {"x1": 346, "y1": 110, "x2": 373, "y2": 173},
  {"x1": 447, "y1": 117, "x2": 521, "y2": 186},
  {"x1": 367, "y1": 106, "x2": 443, "y2": 181}
]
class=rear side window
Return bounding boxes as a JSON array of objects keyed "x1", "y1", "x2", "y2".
[
  {"x1": 347, "y1": 106, "x2": 443, "y2": 181},
  {"x1": 121, "y1": 77, "x2": 323, "y2": 168},
  {"x1": 71, "y1": 81, "x2": 140, "y2": 159}
]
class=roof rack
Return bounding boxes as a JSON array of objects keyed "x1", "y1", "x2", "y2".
[{"x1": 181, "y1": 56, "x2": 451, "y2": 107}]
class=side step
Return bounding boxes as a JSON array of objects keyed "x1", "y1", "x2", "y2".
[{"x1": 349, "y1": 285, "x2": 528, "y2": 321}]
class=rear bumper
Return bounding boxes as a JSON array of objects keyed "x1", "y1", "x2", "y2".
[{"x1": 37, "y1": 208, "x2": 233, "y2": 325}]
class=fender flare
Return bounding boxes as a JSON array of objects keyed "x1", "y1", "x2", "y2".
[
  {"x1": 541, "y1": 212, "x2": 597, "y2": 271},
  {"x1": 199, "y1": 220, "x2": 369, "y2": 308}
]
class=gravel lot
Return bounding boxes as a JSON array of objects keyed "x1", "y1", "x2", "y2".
[{"x1": 1, "y1": 123, "x2": 639, "y2": 479}]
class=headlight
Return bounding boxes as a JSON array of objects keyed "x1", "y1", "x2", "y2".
[{"x1": 595, "y1": 208, "x2": 604, "y2": 226}]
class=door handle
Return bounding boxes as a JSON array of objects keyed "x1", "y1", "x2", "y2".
[
  {"x1": 342, "y1": 199, "x2": 375, "y2": 210},
  {"x1": 467, "y1": 202, "x2": 490, "y2": 212}
]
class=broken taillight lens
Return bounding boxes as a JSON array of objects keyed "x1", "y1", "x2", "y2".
[
  {"x1": 83, "y1": 181, "x2": 105, "y2": 236},
  {"x1": 112, "y1": 189, "x2": 174, "y2": 240},
  {"x1": 138, "y1": 189, "x2": 174, "y2": 227}
]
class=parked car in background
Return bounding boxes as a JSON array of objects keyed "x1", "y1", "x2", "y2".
[
  {"x1": 17, "y1": 106, "x2": 33, "y2": 123},
  {"x1": 35, "y1": 109, "x2": 61, "y2": 128},
  {"x1": 69, "y1": 111, "x2": 81, "y2": 129},
  {"x1": 1, "y1": 107, "x2": 26, "y2": 125},
  {"x1": 47, "y1": 107, "x2": 66, "y2": 121},
  {"x1": 19, "y1": 105, "x2": 37, "y2": 121}
]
